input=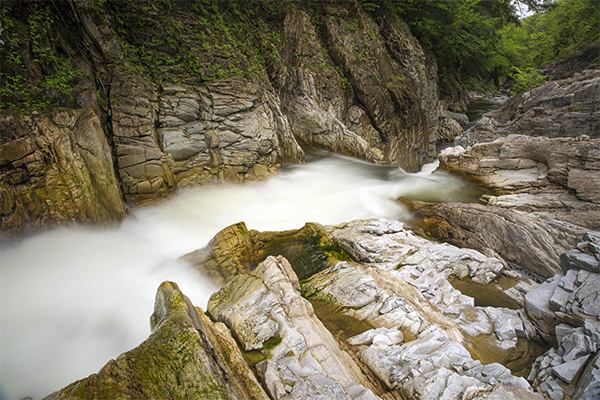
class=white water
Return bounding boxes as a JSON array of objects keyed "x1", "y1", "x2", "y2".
[{"x1": 0, "y1": 152, "x2": 482, "y2": 399}]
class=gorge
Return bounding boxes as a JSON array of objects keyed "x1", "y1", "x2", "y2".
[{"x1": 1, "y1": 1, "x2": 599, "y2": 400}]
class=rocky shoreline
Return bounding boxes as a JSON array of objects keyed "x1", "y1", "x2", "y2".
[{"x1": 43, "y1": 216, "x2": 600, "y2": 400}]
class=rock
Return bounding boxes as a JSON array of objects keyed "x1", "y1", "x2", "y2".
[
  {"x1": 528, "y1": 287, "x2": 600, "y2": 399},
  {"x1": 438, "y1": 111, "x2": 464, "y2": 143},
  {"x1": 180, "y1": 221, "x2": 352, "y2": 286},
  {"x1": 470, "y1": 385, "x2": 544, "y2": 400},
  {"x1": 208, "y1": 256, "x2": 381, "y2": 400},
  {"x1": 446, "y1": 111, "x2": 469, "y2": 126},
  {"x1": 440, "y1": 135, "x2": 600, "y2": 231},
  {"x1": 276, "y1": 4, "x2": 438, "y2": 170},
  {"x1": 573, "y1": 350, "x2": 600, "y2": 400},
  {"x1": 401, "y1": 198, "x2": 581, "y2": 278},
  {"x1": 43, "y1": 282, "x2": 269, "y2": 400},
  {"x1": 2, "y1": 0, "x2": 449, "y2": 234},
  {"x1": 456, "y1": 69, "x2": 600, "y2": 147},
  {"x1": 552, "y1": 355, "x2": 590, "y2": 384},
  {"x1": 299, "y1": 219, "x2": 541, "y2": 397},
  {"x1": 0, "y1": 105, "x2": 125, "y2": 235},
  {"x1": 524, "y1": 277, "x2": 561, "y2": 340}
]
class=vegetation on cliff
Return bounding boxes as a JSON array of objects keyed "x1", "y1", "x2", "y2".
[{"x1": 388, "y1": 0, "x2": 598, "y2": 91}]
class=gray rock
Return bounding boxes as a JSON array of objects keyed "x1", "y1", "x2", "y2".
[
  {"x1": 440, "y1": 135, "x2": 600, "y2": 231},
  {"x1": 208, "y1": 256, "x2": 380, "y2": 400},
  {"x1": 573, "y1": 350, "x2": 600, "y2": 400},
  {"x1": 402, "y1": 198, "x2": 582, "y2": 278},
  {"x1": 456, "y1": 70, "x2": 600, "y2": 146},
  {"x1": 561, "y1": 249, "x2": 600, "y2": 274},
  {"x1": 552, "y1": 355, "x2": 590, "y2": 384},
  {"x1": 524, "y1": 277, "x2": 560, "y2": 339}
]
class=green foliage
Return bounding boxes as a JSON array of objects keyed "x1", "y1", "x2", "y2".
[
  {"x1": 509, "y1": 66, "x2": 548, "y2": 94},
  {"x1": 361, "y1": 2, "x2": 380, "y2": 13},
  {"x1": 500, "y1": 0, "x2": 600, "y2": 69},
  {"x1": 392, "y1": 0, "x2": 598, "y2": 86},
  {"x1": 111, "y1": 0, "x2": 286, "y2": 86},
  {"x1": 392, "y1": 0, "x2": 519, "y2": 81},
  {"x1": 0, "y1": 2, "x2": 83, "y2": 111}
]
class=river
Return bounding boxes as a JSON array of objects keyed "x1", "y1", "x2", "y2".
[{"x1": 0, "y1": 149, "x2": 490, "y2": 399}]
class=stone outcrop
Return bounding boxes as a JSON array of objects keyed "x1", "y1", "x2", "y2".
[
  {"x1": 180, "y1": 221, "x2": 351, "y2": 286},
  {"x1": 208, "y1": 255, "x2": 381, "y2": 400},
  {"x1": 438, "y1": 135, "x2": 600, "y2": 231},
  {"x1": 400, "y1": 198, "x2": 586, "y2": 278},
  {"x1": 517, "y1": 233, "x2": 600, "y2": 399},
  {"x1": 43, "y1": 218, "x2": 600, "y2": 399},
  {"x1": 1, "y1": 0, "x2": 449, "y2": 235},
  {"x1": 300, "y1": 219, "x2": 544, "y2": 399},
  {"x1": 456, "y1": 69, "x2": 600, "y2": 147},
  {"x1": 0, "y1": 104, "x2": 124, "y2": 235},
  {"x1": 44, "y1": 281, "x2": 268, "y2": 400},
  {"x1": 524, "y1": 274, "x2": 600, "y2": 400},
  {"x1": 561, "y1": 232, "x2": 600, "y2": 274}
]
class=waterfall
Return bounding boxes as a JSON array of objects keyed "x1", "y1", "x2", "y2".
[{"x1": 0, "y1": 151, "x2": 483, "y2": 400}]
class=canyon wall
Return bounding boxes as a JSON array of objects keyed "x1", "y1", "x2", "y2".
[{"x1": 0, "y1": 0, "x2": 445, "y2": 235}]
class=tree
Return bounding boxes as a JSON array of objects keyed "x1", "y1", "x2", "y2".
[{"x1": 391, "y1": 0, "x2": 519, "y2": 81}]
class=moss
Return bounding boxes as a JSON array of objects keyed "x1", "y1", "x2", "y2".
[
  {"x1": 310, "y1": 300, "x2": 375, "y2": 339},
  {"x1": 0, "y1": 1, "x2": 84, "y2": 111},
  {"x1": 251, "y1": 223, "x2": 353, "y2": 281}
]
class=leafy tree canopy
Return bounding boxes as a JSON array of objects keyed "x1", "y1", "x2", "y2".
[{"x1": 390, "y1": 0, "x2": 599, "y2": 87}]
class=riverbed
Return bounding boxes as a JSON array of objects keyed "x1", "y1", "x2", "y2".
[{"x1": 0, "y1": 151, "x2": 485, "y2": 400}]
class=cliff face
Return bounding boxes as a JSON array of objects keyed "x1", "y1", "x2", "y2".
[{"x1": 0, "y1": 0, "x2": 442, "y2": 235}]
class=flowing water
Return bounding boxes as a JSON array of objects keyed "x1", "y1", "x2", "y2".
[
  {"x1": 0, "y1": 151, "x2": 487, "y2": 399},
  {"x1": 463, "y1": 96, "x2": 507, "y2": 131}
]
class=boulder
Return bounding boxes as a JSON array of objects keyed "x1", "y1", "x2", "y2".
[
  {"x1": 43, "y1": 282, "x2": 268, "y2": 400},
  {"x1": 560, "y1": 233, "x2": 600, "y2": 274}
]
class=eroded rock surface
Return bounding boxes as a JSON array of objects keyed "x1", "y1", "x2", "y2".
[
  {"x1": 1, "y1": 0, "x2": 452, "y2": 235},
  {"x1": 208, "y1": 255, "x2": 380, "y2": 400},
  {"x1": 439, "y1": 135, "x2": 600, "y2": 231},
  {"x1": 0, "y1": 104, "x2": 124, "y2": 235},
  {"x1": 301, "y1": 219, "x2": 544, "y2": 399},
  {"x1": 456, "y1": 69, "x2": 600, "y2": 147},
  {"x1": 401, "y1": 198, "x2": 586, "y2": 278},
  {"x1": 44, "y1": 281, "x2": 268, "y2": 400}
]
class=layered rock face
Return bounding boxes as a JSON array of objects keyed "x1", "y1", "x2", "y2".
[
  {"x1": 401, "y1": 198, "x2": 586, "y2": 278},
  {"x1": 456, "y1": 70, "x2": 600, "y2": 147},
  {"x1": 43, "y1": 218, "x2": 600, "y2": 399},
  {"x1": 1, "y1": 0, "x2": 446, "y2": 235},
  {"x1": 438, "y1": 135, "x2": 600, "y2": 231},
  {"x1": 523, "y1": 234, "x2": 600, "y2": 400},
  {"x1": 0, "y1": 104, "x2": 124, "y2": 234}
]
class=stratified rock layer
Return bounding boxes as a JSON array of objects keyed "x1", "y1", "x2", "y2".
[
  {"x1": 439, "y1": 135, "x2": 600, "y2": 231},
  {"x1": 401, "y1": 198, "x2": 585, "y2": 278},
  {"x1": 456, "y1": 69, "x2": 600, "y2": 147},
  {"x1": 1, "y1": 0, "x2": 445, "y2": 235},
  {"x1": 208, "y1": 255, "x2": 381, "y2": 400},
  {"x1": 0, "y1": 104, "x2": 124, "y2": 234}
]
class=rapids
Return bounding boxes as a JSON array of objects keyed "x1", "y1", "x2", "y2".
[{"x1": 0, "y1": 151, "x2": 485, "y2": 399}]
